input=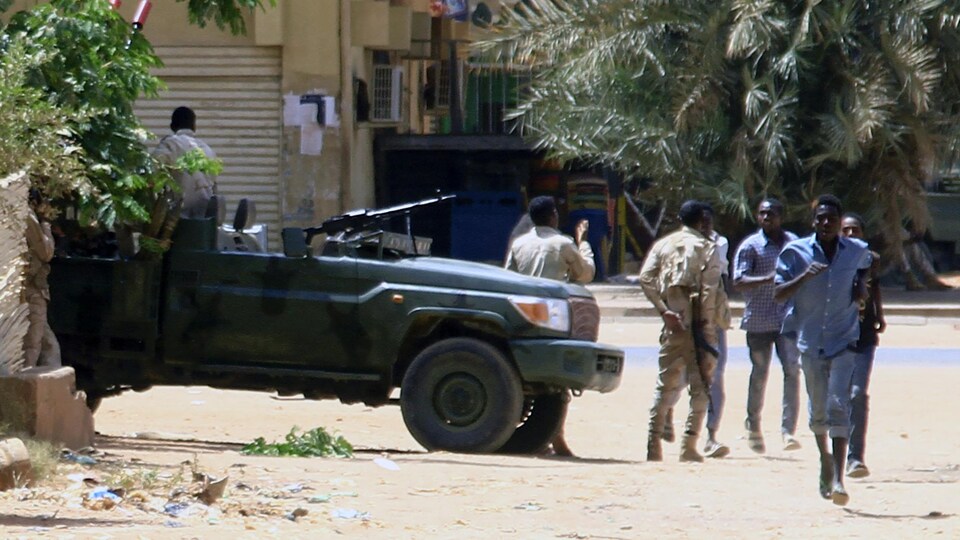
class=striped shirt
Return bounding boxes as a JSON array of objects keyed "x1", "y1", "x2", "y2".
[{"x1": 733, "y1": 229, "x2": 798, "y2": 333}]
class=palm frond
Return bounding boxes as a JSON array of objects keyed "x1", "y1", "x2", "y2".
[
  {"x1": 881, "y1": 31, "x2": 941, "y2": 113},
  {"x1": 726, "y1": 0, "x2": 788, "y2": 59}
]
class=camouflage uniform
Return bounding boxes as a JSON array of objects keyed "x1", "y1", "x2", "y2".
[
  {"x1": 639, "y1": 226, "x2": 728, "y2": 460},
  {"x1": 506, "y1": 226, "x2": 595, "y2": 283},
  {"x1": 23, "y1": 210, "x2": 60, "y2": 368}
]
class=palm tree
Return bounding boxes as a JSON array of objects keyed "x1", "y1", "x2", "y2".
[{"x1": 476, "y1": 0, "x2": 960, "y2": 285}]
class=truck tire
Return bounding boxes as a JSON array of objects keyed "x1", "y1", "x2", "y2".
[
  {"x1": 400, "y1": 338, "x2": 522, "y2": 453},
  {"x1": 85, "y1": 394, "x2": 103, "y2": 414},
  {"x1": 497, "y1": 392, "x2": 568, "y2": 454}
]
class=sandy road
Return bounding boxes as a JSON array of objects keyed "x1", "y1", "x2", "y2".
[{"x1": 1, "y1": 320, "x2": 958, "y2": 539}]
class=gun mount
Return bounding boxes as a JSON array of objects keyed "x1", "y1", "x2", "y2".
[{"x1": 303, "y1": 194, "x2": 455, "y2": 257}]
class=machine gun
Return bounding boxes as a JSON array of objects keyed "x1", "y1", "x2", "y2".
[
  {"x1": 690, "y1": 244, "x2": 722, "y2": 416},
  {"x1": 689, "y1": 291, "x2": 719, "y2": 415},
  {"x1": 302, "y1": 194, "x2": 455, "y2": 256}
]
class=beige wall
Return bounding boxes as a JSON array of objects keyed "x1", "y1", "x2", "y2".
[
  {"x1": 277, "y1": 0, "x2": 348, "y2": 229},
  {"x1": 131, "y1": 3, "x2": 254, "y2": 46},
  {"x1": 283, "y1": 0, "x2": 340, "y2": 82},
  {"x1": 5, "y1": 1, "x2": 252, "y2": 45},
  {"x1": 5, "y1": 0, "x2": 400, "y2": 223}
]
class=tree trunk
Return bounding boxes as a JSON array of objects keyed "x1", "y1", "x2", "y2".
[
  {"x1": 623, "y1": 195, "x2": 664, "y2": 256},
  {"x1": 0, "y1": 172, "x2": 30, "y2": 375},
  {"x1": 885, "y1": 226, "x2": 952, "y2": 290}
]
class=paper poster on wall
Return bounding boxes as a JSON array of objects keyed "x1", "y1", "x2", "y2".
[
  {"x1": 300, "y1": 123, "x2": 324, "y2": 155},
  {"x1": 283, "y1": 93, "x2": 302, "y2": 127},
  {"x1": 297, "y1": 102, "x2": 320, "y2": 127},
  {"x1": 323, "y1": 96, "x2": 340, "y2": 128}
]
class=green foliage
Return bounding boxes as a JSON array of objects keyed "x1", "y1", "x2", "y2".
[
  {"x1": 176, "y1": 147, "x2": 224, "y2": 176},
  {"x1": 176, "y1": 0, "x2": 276, "y2": 35},
  {"x1": 479, "y1": 0, "x2": 960, "y2": 251},
  {"x1": 3, "y1": 0, "x2": 169, "y2": 228},
  {"x1": 0, "y1": 0, "x2": 269, "y2": 232},
  {"x1": 0, "y1": 39, "x2": 88, "y2": 199},
  {"x1": 241, "y1": 427, "x2": 354, "y2": 458},
  {"x1": 136, "y1": 234, "x2": 168, "y2": 255}
]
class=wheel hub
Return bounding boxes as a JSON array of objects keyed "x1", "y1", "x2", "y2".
[{"x1": 434, "y1": 373, "x2": 486, "y2": 426}]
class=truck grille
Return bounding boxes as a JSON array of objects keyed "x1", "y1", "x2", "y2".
[{"x1": 569, "y1": 296, "x2": 600, "y2": 341}]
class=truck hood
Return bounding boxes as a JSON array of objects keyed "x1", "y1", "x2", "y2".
[{"x1": 357, "y1": 256, "x2": 592, "y2": 299}]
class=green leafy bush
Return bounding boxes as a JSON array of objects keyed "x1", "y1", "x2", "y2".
[{"x1": 241, "y1": 427, "x2": 353, "y2": 458}]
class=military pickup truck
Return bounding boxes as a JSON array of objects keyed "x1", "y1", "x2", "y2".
[{"x1": 48, "y1": 196, "x2": 624, "y2": 454}]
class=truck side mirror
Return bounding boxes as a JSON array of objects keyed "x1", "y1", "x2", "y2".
[{"x1": 282, "y1": 227, "x2": 310, "y2": 258}]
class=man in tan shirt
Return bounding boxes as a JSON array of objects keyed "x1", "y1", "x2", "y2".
[
  {"x1": 640, "y1": 200, "x2": 726, "y2": 462},
  {"x1": 506, "y1": 196, "x2": 594, "y2": 283},
  {"x1": 505, "y1": 196, "x2": 594, "y2": 456}
]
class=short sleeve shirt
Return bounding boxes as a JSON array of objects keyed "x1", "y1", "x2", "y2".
[
  {"x1": 505, "y1": 226, "x2": 595, "y2": 283},
  {"x1": 639, "y1": 226, "x2": 726, "y2": 328},
  {"x1": 734, "y1": 229, "x2": 798, "y2": 332},
  {"x1": 775, "y1": 234, "x2": 872, "y2": 357}
]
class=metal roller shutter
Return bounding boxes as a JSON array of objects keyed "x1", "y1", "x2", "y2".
[{"x1": 134, "y1": 46, "x2": 282, "y2": 249}]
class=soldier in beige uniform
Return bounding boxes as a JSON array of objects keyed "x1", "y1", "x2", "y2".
[
  {"x1": 640, "y1": 200, "x2": 726, "y2": 462},
  {"x1": 506, "y1": 197, "x2": 594, "y2": 283},
  {"x1": 154, "y1": 106, "x2": 218, "y2": 218},
  {"x1": 23, "y1": 193, "x2": 61, "y2": 368},
  {"x1": 506, "y1": 196, "x2": 594, "y2": 456}
]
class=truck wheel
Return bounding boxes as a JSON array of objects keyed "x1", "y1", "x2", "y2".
[
  {"x1": 401, "y1": 338, "x2": 522, "y2": 453},
  {"x1": 497, "y1": 392, "x2": 568, "y2": 454},
  {"x1": 85, "y1": 394, "x2": 103, "y2": 414}
]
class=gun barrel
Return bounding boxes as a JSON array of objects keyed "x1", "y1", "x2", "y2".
[{"x1": 304, "y1": 194, "x2": 456, "y2": 242}]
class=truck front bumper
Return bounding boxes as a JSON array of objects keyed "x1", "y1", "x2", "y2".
[{"x1": 509, "y1": 339, "x2": 624, "y2": 394}]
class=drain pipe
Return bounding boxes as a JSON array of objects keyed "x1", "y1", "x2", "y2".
[{"x1": 339, "y1": 0, "x2": 354, "y2": 212}]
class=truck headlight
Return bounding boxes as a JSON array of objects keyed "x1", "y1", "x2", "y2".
[{"x1": 509, "y1": 296, "x2": 570, "y2": 333}]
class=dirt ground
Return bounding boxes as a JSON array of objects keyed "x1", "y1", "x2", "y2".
[{"x1": 2, "y1": 320, "x2": 959, "y2": 539}]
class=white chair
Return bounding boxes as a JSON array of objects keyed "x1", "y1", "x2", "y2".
[{"x1": 219, "y1": 198, "x2": 266, "y2": 252}]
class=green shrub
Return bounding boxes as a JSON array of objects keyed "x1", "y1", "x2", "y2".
[{"x1": 241, "y1": 427, "x2": 353, "y2": 458}]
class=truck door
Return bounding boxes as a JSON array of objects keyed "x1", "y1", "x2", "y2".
[{"x1": 162, "y1": 251, "x2": 361, "y2": 371}]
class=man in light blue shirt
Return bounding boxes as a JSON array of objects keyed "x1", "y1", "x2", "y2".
[{"x1": 775, "y1": 194, "x2": 871, "y2": 507}]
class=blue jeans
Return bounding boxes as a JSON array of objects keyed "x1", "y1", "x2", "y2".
[
  {"x1": 800, "y1": 349, "x2": 856, "y2": 438},
  {"x1": 848, "y1": 346, "x2": 875, "y2": 461},
  {"x1": 744, "y1": 331, "x2": 801, "y2": 435},
  {"x1": 707, "y1": 328, "x2": 726, "y2": 432}
]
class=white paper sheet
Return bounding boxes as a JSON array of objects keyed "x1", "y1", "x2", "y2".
[
  {"x1": 323, "y1": 96, "x2": 340, "y2": 127},
  {"x1": 298, "y1": 102, "x2": 320, "y2": 126},
  {"x1": 300, "y1": 123, "x2": 324, "y2": 155},
  {"x1": 283, "y1": 93, "x2": 302, "y2": 127}
]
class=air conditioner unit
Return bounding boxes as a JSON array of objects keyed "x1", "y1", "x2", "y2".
[{"x1": 371, "y1": 65, "x2": 403, "y2": 122}]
